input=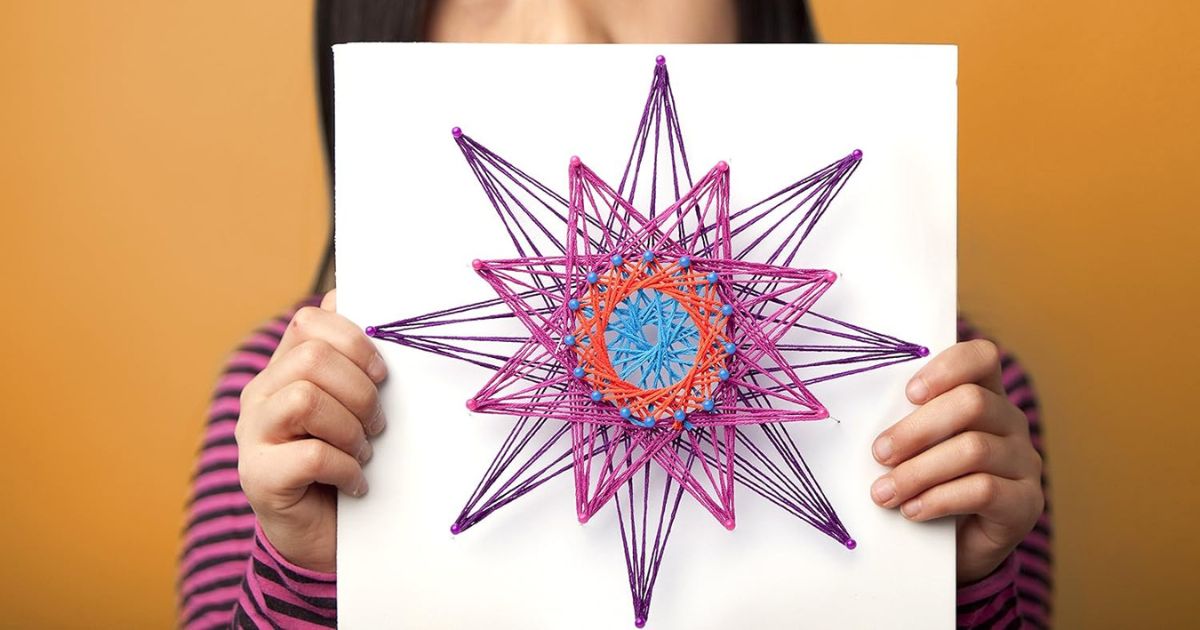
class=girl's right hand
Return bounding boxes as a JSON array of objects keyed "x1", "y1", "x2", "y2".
[{"x1": 235, "y1": 290, "x2": 387, "y2": 572}]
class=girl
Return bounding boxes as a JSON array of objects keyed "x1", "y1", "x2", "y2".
[{"x1": 179, "y1": 1, "x2": 1050, "y2": 627}]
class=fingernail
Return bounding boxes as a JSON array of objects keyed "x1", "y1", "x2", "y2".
[
  {"x1": 353, "y1": 478, "x2": 369, "y2": 497},
  {"x1": 901, "y1": 499, "x2": 922, "y2": 519},
  {"x1": 906, "y1": 377, "x2": 929, "y2": 403},
  {"x1": 872, "y1": 436, "x2": 893, "y2": 463},
  {"x1": 368, "y1": 407, "x2": 387, "y2": 435},
  {"x1": 871, "y1": 477, "x2": 896, "y2": 505},
  {"x1": 367, "y1": 352, "x2": 388, "y2": 383},
  {"x1": 356, "y1": 440, "x2": 373, "y2": 464}
]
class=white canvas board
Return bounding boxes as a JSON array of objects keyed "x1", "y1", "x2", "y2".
[{"x1": 335, "y1": 43, "x2": 957, "y2": 629}]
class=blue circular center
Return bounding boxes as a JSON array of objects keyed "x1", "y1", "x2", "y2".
[{"x1": 604, "y1": 289, "x2": 699, "y2": 390}]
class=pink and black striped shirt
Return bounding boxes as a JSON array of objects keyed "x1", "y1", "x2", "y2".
[{"x1": 178, "y1": 302, "x2": 1052, "y2": 628}]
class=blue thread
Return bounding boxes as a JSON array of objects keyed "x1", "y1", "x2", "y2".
[
  {"x1": 605, "y1": 288, "x2": 699, "y2": 390},
  {"x1": 682, "y1": 420, "x2": 696, "y2": 430},
  {"x1": 630, "y1": 417, "x2": 656, "y2": 428}
]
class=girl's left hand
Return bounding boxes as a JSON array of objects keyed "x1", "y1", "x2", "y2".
[{"x1": 869, "y1": 339, "x2": 1044, "y2": 583}]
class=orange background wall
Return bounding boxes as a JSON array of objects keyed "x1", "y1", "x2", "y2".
[{"x1": 1, "y1": 1, "x2": 1196, "y2": 627}]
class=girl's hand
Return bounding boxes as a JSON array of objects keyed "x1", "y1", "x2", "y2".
[
  {"x1": 236, "y1": 290, "x2": 387, "y2": 572},
  {"x1": 869, "y1": 339, "x2": 1044, "y2": 583}
]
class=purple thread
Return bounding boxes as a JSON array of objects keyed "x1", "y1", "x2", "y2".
[{"x1": 367, "y1": 57, "x2": 927, "y2": 626}]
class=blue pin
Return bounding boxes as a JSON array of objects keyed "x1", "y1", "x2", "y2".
[
  {"x1": 620, "y1": 407, "x2": 632, "y2": 419},
  {"x1": 586, "y1": 272, "x2": 599, "y2": 284},
  {"x1": 673, "y1": 410, "x2": 687, "y2": 422},
  {"x1": 679, "y1": 256, "x2": 691, "y2": 268},
  {"x1": 706, "y1": 271, "x2": 719, "y2": 284},
  {"x1": 611, "y1": 254, "x2": 624, "y2": 266},
  {"x1": 642, "y1": 251, "x2": 655, "y2": 263},
  {"x1": 568, "y1": 298, "x2": 580, "y2": 311},
  {"x1": 718, "y1": 368, "x2": 730, "y2": 381},
  {"x1": 573, "y1": 366, "x2": 585, "y2": 378},
  {"x1": 721, "y1": 304, "x2": 733, "y2": 316},
  {"x1": 590, "y1": 390, "x2": 603, "y2": 402},
  {"x1": 702, "y1": 399, "x2": 715, "y2": 412},
  {"x1": 724, "y1": 342, "x2": 737, "y2": 354},
  {"x1": 564, "y1": 335, "x2": 576, "y2": 347}
]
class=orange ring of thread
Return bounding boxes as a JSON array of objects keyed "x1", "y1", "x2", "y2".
[{"x1": 571, "y1": 258, "x2": 729, "y2": 423}]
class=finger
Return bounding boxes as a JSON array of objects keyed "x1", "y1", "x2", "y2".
[
  {"x1": 253, "y1": 339, "x2": 384, "y2": 434},
  {"x1": 897, "y1": 473, "x2": 1039, "y2": 525},
  {"x1": 271, "y1": 305, "x2": 387, "y2": 383},
  {"x1": 271, "y1": 438, "x2": 368, "y2": 498},
  {"x1": 906, "y1": 339, "x2": 1003, "y2": 404},
  {"x1": 871, "y1": 431, "x2": 1028, "y2": 508},
  {"x1": 321, "y1": 289, "x2": 337, "y2": 311},
  {"x1": 874, "y1": 384, "x2": 1021, "y2": 465},
  {"x1": 261, "y1": 380, "x2": 372, "y2": 463}
]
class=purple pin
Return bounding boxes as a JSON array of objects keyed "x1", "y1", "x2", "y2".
[
  {"x1": 852, "y1": 148, "x2": 863, "y2": 160},
  {"x1": 472, "y1": 259, "x2": 484, "y2": 271},
  {"x1": 845, "y1": 538, "x2": 857, "y2": 550},
  {"x1": 450, "y1": 523, "x2": 461, "y2": 535},
  {"x1": 466, "y1": 399, "x2": 478, "y2": 411},
  {"x1": 452, "y1": 126, "x2": 463, "y2": 138},
  {"x1": 635, "y1": 616, "x2": 647, "y2": 628},
  {"x1": 716, "y1": 160, "x2": 729, "y2": 173},
  {"x1": 570, "y1": 155, "x2": 581, "y2": 168},
  {"x1": 365, "y1": 325, "x2": 377, "y2": 337},
  {"x1": 655, "y1": 54, "x2": 665, "y2": 66}
]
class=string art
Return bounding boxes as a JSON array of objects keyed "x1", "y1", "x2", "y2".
[{"x1": 366, "y1": 56, "x2": 928, "y2": 627}]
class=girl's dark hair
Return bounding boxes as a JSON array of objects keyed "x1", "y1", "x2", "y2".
[{"x1": 311, "y1": 0, "x2": 816, "y2": 292}]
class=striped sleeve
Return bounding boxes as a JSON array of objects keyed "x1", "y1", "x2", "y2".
[
  {"x1": 178, "y1": 298, "x2": 337, "y2": 629},
  {"x1": 955, "y1": 319, "x2": 1053, "y2": 629}
]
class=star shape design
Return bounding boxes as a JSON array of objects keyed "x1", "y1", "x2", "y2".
[{"x1": 367, "y1": 55, "x2": 927, "y2": 627}]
